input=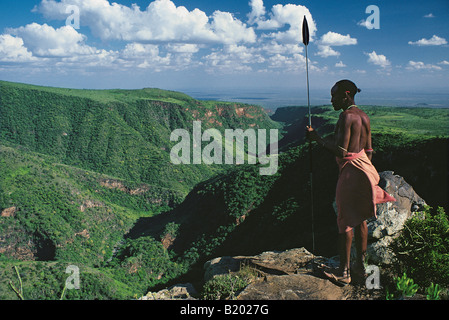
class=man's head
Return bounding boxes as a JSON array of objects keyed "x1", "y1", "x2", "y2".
[{"x1": 331, "y1": 80, "x2": 361, "y2": 111}]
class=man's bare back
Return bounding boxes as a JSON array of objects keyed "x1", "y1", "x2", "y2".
[{"x1": 335, "y1": 106, "x2": 372, "y2": 159}]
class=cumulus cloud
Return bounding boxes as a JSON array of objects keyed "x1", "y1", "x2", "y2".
[
  {"x1": 315, "y1": 31, "x2": 357, "y2": 58},
  {"x1": 260, "y1": 41, "x2": 303, "y2": 55},
  {"x1": 247, "y1": 0, "x2": 266, "y2": 25},
  {"x1": 366, "y1": 51, "x2": 390, "y2": 68},
  {"x1": 0, "y1": 34, "x2": 36, "y2": 62},
  {"x1": 0, "y1": 23, "x2": 187, "y2": 72},
  {"x1": 1, "y1": 0, "x2": 324, "y2": 76},
  {"x1": 204, "y1": 44, "x2": 265, "y2": 73},
  {"x1": 211, "y1": 11, "x2": 257, "y2": 44},
  {"x1": 408, "y1": 35, "x2": 447, "y2": 46},
  {"x1": 316, "y1": 45, "x2": 340, "y2": 58},
  {"x1": 407, "y1": 61, "x2": 442, "y2": 71},
  {"x1": 335, "y1": 61, "x2": 346, "y2": 68},
  {"x1": 248, "y1": 1, "x2": 317, "y2": 44},
  {"x1": 166, "y1": 44, "x2": 199, "y2": 54},
  {"x1": 35, "y1": 0, "x2": 256, "y2": 44},
  {"x1": 7, "y1": 23, "x2": 95, "y2": 57},
  {"x1": 320, "y1": 31, "x2": 357, "y2": 46}
]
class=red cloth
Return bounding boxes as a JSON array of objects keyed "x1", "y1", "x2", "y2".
[{"x1": 335, "y1": 149, "x2": 396, "y2": 233}]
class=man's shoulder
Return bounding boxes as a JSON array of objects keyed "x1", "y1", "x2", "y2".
[
  {"x1": 339, "y1": 108, "x2": 367, "y2": 125},
  {"x1": 339, "y1": 109, "x2": 357, "y2": 120}
]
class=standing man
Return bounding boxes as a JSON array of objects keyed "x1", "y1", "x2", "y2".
[{"x1": 306, "y1": 79, "x2": 395, "y2": 286}]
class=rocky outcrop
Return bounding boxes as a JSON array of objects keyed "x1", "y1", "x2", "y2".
[
  {"x1": 202, "y1": 248, "x2": 372, "y2": 300},
  {"x1": 204, "y1": 248, "x2": 317, "y2": 282},
  {"x1": 139, "y1": 283, "x2": 198, "y2": 300},
  {"x1": 1, "y1": 207, "x2": 16, "y2": 218},
  {"x1": 143, "y1": 248, "x2": 362, "y2": 300},
  {"x1": 367, "y1": 171, "x2": 426, "y2": 264}
]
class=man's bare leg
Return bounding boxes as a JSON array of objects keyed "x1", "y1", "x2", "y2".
[
  {"x1": 323, "y1": 228, "x2": 353, "y2": 285},
  {"x1": 338, "y1": 229, "x2": 353, "y2": 277},
  {"x1": 354, "y1": 221, "x2": 368, "y2": 277}
]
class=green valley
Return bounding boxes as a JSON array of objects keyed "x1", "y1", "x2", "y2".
[{"x1": 0, "y1": 80, "x2": 447, "y2": 300}]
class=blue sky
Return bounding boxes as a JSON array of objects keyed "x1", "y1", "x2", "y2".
[{"x1": 0, "y1": 0, "x2": 448, "y2": 102}]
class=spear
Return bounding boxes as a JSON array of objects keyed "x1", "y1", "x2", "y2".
[
  {"x1": 302, "y1": 15, "x2": 311, "y2": 127},
  {"x1": 302, "y1": 15, "x2": 315, "y2": 257}
]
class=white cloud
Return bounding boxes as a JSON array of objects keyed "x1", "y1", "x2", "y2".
[
  {"x1": 249, "y1": 1, "x2": 317, "y2": 44},
  {"x1": 166, "y1": 44, "x2": 199, "y2": 54},
  {"x1": 335, "y1": 61, "x2": 346, "y2": 68},
  {"x1": 357, "y1": 19, "x2": 371, "y2": 29},
  {"x1": 118, "y1": 43, "x2": 203, "y2": 71},
  {"x1": 35, "y1": 0, "x2": 256, "y2": 45},
  {"x1": 204, "y1": 44, "x2": 265, "y2": 73},
  {"x1": 2, "y1": 0, "x2": 324, "y2": 76},
  {"x1": 423, "y1": 13, "x2": 435, "y2": 18},
  {"x1": 267, "y1": 53, "x2": 303, "y2": 71},
  {"x1": 408, "y1": 35, "x2": 447, "y2": 46},
  {"x1": 260, "y1": 41, "x2": 303, "y2": 55},
  {"x1": 366, "y1": 51, "x2": 391, "y2": 68},
  {"x1": 120, "y1": 43, "x2": 161, "y2": 60},
  {"x1": 315, "y1": 31, "x2": 356, "y2": 58},
  {"x1": 0, "y1": 24, "x2": 180, "y2": 72},
  {"x1": 407, "y1": 61, "x2": 442, "y2": 71},
  {"x1": 439, "y1": 60, "x2": 449, "y2": 65},
  {"x1": 210, "y1": 11, "x2": 257, "y2": 44},
  {"x1": 57, "y1": 49, "x2": 118, "y2": 70},
  {"x1": 247, "y1": 0, "x2": 266, "y2": 25},
  {"x1": 316, "y1": 45, "x2": 340, "y2": 58},
  {"x1": 8, "y1": 23, "x2": 95, "y2": 57},
  {"x1": 320, "y1": 31, "x2": 357, "y2": 46},
  {"x1": 0, "y1": 34, "x2": 36, "y2": 62}
]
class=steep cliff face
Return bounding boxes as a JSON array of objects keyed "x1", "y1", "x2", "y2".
[{"x1": 0, "y1": 81, "x2": 280, "y2": 193}]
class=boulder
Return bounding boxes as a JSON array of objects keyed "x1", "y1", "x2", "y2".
[
  {"x1": 237, "y1": 273, "x2": 354, "y2": 300},
  {"x1": 203, "y1": 247, "x2": 321, "y2": 282},
  {"x1": 140, "y1": 283, "x2": 198, "y2": 300},
  {"x1": 366, "y1": 171, "x2": 426, "y2": 264},
  {"x1": 1, "y1": 207, "x2": 16, "y2": 218}
]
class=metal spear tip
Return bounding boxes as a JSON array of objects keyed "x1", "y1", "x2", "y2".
[{"x1": 302, "y1": 15, "x2": 310, "y2": 46}]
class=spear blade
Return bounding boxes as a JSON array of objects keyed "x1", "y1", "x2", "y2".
[
  {"x1": 302, "y1": 15, "x2": 310, "y2": 46},
  {"x1": 302, "y1": 15, "x2": 311, "y2": 126}
]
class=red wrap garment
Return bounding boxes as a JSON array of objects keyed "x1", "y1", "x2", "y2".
[{"x1": 335, "y1": 149, "x2": 396, "y2": 234}]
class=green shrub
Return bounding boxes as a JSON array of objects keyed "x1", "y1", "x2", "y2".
[
  {"x1": 391, "y1": 206, "x2": 449, "y2": 287},
  {"x1": 201, "y1": 264, "x2": 258, "y2": 300},
  {"x1": 202, "y1": 273, "x2": 252, "y2": 300},
  {"x1": 426, "y1": 283, "x2": 443, "y2": 300},
  {"x1": 395, "y1": 273, "x2": 419, "y2": 298}
]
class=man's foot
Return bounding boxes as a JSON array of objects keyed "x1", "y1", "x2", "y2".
[{"x1": 323, "y1": 268, "x2": 351, "y2": 287}]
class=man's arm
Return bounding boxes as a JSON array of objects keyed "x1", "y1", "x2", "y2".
[
  {"x1": 307, "y1": 113, "x2": 351, "y2": 158},
  {"x1": 335, "y1": 112, "x2": 351, "y2": 157}
]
